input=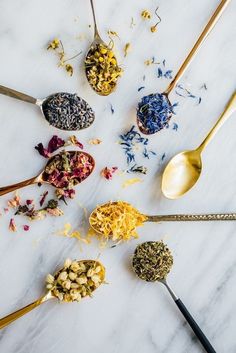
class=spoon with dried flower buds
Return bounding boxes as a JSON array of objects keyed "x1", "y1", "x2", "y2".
[
  {"x1": 137, "y1": 0, "x2": 230, "y2": 135},
  {"x1": 0, "y1": 259, "x2": 105, "y2": 329},
  {"x1": 0, "y1": 150, "x2": 95, "y2": 196},
  {"x1": 89, "y1": 201, "x2": 236, "y2": 242},
  {"x1": 85, "y1": 0, "x2": 123, "y2": 96},
  {"x1": 0, "y1": 85, "x2": 95, "y2": 130},
  {"x1": 132, "y1": 241, "x2": 216, "y2": 353},
  {"x1": 162, "y1": 91, "x2": 236, "y2": 199}
]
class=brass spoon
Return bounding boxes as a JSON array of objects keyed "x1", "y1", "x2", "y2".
[
  {"x1": 132, "y1": 241, "x2": 216, "y2": 353},
  {"x1": 0, "y1": 85, "x2": 95, "y2": 131},
  {"x1": 85, "y1": 0, "x2": 120, "y2": 96},
  {"x1": 0, "y1": 151, "x2": 95, "y2": 197},
  {"x1": 89, "y1": 201, "x2": 236, "y2": 238},
  {"x1": 0, "y1": 260, "x2": 105, "y2": 330},
  {"x1": 137, "y1": 0, "x2": 230, "y2": 135},
  {"x1": 162, "y1": 91, "x2": 236, "y2": 199}
]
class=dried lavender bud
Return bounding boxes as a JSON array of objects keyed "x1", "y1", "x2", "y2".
[
  {"x1": 137, "y1": 93, "x2": 176, "y2": 135},
  {"x1": 132, "y1": 241, "x2": 173, "y2": 281},
  {"x1": 42, "y1": 93, "x2": 95, "y2": 131}
]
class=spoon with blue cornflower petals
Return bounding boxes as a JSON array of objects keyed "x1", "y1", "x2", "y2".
[{"x1": 137, "y1": 0, "x2": 230, "y2": 135}]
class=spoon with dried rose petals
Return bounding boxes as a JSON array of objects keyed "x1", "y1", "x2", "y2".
[
  {"x1": 132, "y1": 242, "x2": 216, "y2": 353},
  {"x1": 85, "y1": 0, "x2": 123, "y2": 96},
  {"x1": 0, "y1": 85, "x2": 95, "y2": 130},
  {"x1": 0, "y1": 150, "x2": 95, "y2": 196},
  {"x1": 137, "y1": 0, "x2": 230, "y2": 135},
  {"x1": 89, "y1": 201, "x2": 236, "y2": 242},
  {"x1": 0, "y1": 259, "x2": 105, "y2": 329}
]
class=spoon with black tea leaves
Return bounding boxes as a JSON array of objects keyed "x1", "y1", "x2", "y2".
[
  {"x1": 132, "y1": 241, "x2": 216, "y2": 353},
  {"x1": 0, "y1": 150, "x2": 95, "y2": 196},
  {"x1": 0, "y1": 85, "x2": 95, "y2": 130},
  {"x1": 85, "y1": 0, "x2": 122, "y2": 96},
  {"x1": 137, "y1": 0, "x2": 230, "y2": 135},
  {"x1": 0, "y1": 259, "x2": 105, "y2": 329},
  {"x1": 89, "y1": 201, "x2": 236, "y2": 241},
  {"x1": 162, "y1": 91, "x2": 236, "y2": 199}
]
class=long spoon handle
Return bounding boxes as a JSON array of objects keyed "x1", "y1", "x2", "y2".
[
  {"x1": 0, "y1": 84, "x2": 37, "y2": 104},
  {"x1": 162, "y1": 280, "x2": 216, "y2": 353},
  {"x1": 90, "y1": 0, "x2": 99, "y2": 38},
  {"x1": 197, "y1": 91, "x2": 236, "y2": 153},
  {"x1": 0, "y1": 292, "x2": 53, "y2": 330},
  {"x1": 0, "y1": 176, "x2": 39, "y2": 196},
  {"x1": 165, "y1": 0, "x2": 230, "y2": 95},
  {"x1": 146, "y1": 213, "x2": 236, "y2": 222}
]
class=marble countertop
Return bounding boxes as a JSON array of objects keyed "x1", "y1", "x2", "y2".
[{"x1": 0, "y1": 0, "x2": 236, "y2": 352}]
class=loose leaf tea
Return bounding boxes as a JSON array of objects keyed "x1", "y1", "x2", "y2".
[
  {"x1": 85, "y1": 43, "x2": 123, "y2": 95},
  {"x1": 42, "y1": 93, "x2": 95, "y2": 131},
  {"x1": 42, "y1": 151, "x2": 94, "y2": 197},
  {"x1": 89, "y1": 201, "x2": 147, "y2": 241},
  {"x1": 46, "y1": 259, "x2": 105, "y2": 302},
  {"x1": 137, "y1": 93, "x2": 177, "y2": 134},
  {"x1": 132, "y1": 241, "x2": 173, "y2": 281}
]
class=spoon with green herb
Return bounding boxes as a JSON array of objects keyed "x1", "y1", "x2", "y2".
[
  {"x1": 132, "y1": 241, "x2": 216, "y2": 353},
  {"x1": 0, "y1": 150, "x2": 95, "y2": 196},
  {"x1": 0, "y1": 259, "x2": 105, "y2": 329},
  {"x1": 0, "y1": 85, "x2": 95, "y2": 130},
  {"x1": 85, "y1": 0, "x2": 123, "y2": 95}
]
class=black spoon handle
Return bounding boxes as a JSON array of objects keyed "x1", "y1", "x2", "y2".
[{"x1": 175, "y1": 299, "x2": 216, "y2": 353}]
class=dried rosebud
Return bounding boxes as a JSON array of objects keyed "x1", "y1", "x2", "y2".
[{"x1": 23, "y1": 225, "x2": 30, "y2": 231}]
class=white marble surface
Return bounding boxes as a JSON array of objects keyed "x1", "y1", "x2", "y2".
[{"x1": 0, "y1": 0, "x2": 236, "y2": 352}]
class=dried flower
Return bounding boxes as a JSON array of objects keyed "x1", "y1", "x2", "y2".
[
  {"x1": 88, "y1": 138, "x2": 102, "y2": 145},
  {"x1": 47, "y1": 38, "x2": 60, "y2": 50},
  {"x1": 107, "y1": 30, "x2": 120, "y2": 39},
  {"x1": 67, "y1": 135, "x2": 83, "y2": 149},
  {"x1": 65, "y1": 64, "x2": 73, "y2": 76},
  {"x1": 141, "y1": 10, "x2": 151, "y2": 20},
  {"x1": 39, "y1": 191, "x2": 48, "y2": 207},
  {"x1": 85, "y1": 43, "x2": 123, "y2": 95},
  {"x1": 9, "y1": 218, "x2": 17, "y2": 232},
  {"x1": 23, "y1": 225, "x2": 30, "y2": 231},
  {"x1": 8, "y1": 195, "x2": 21, "y2": 208},
  {"x1": 124, "y1": 43, "x2": 131, "y2": 57},
  {"x1": 150, "y1": 7, "x2": 162, "y2": 33},
  {"x1": 122, "y1": 178, "x2": 142, "y2": 188},
  {"x1": 101, "y1": 167, "x2": 118, "y2": 180}
]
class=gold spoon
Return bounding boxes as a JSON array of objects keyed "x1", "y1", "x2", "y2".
[
  {"x1": 0, "y1": 150, "x2": 95, "y2": 197},
  {"x1": 162, "y1": 91, "x2": 236, "y2": 199},
  {"x1": 0, "y1": 260, "x2": 105, "y2": 330},
  {"x1": 137, "y1": 0, "x2": 230, "y2": 135},
  {"x1": 85, "y1": 0, "x2": 121, "y2": 96},
  {"x1": 0, "y1": 85, "x2": 95, "y2": 131},
  {"x1": 89, "y1": 201, "x2": 236, "y2": 239},
  {"x1": 132, "y1": 241, "x2": 216, "y2": 353}
]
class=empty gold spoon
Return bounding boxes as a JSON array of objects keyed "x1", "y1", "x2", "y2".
[
  {"x1": 85, "y1": 0, "x2": 122, "y2": 95},
  {"x1": 0, "y1": 150, "x2": 95, "y2": 196},
  {"x1": 89, "y1": 201, "x2": 236, "y2": 242},
  {"x1": 0, "y1": 259, "x2": 105, "y2": 330},
  {"x1": 162, "y1": 91, "x2": 236, "y2": 199}
]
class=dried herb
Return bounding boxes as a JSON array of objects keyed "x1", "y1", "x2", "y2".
[
  {"x1": 85, "y1": 43, "x2": 123, "y2": 95},
  {"x1": 124, "y1": 43, "x2": 131, "y2": 57},
  {"x1": 101, "y1": 167, "x2": 118, "y2": 180},
  {"x1": 157, "y1": 60, "x2": 173, "y2": 79},
  {"x1": 110, "y1": 104, "x2": 115, "y2": 114},
  {"x1": 42, "y1": 93, "x2": 95, "y2": 131},
  {"x1": 132, "y1": 241, "x2": 173, "y2": 281},
  {"x1": 144, "y1": 57, "x2": 160, "y2": 66},
  {"x1": 137, "y1": 93, "x2": 178, "y2": 134},
  {"x1": 150, "y1": 7, "x2": 162, "y2": 33},
  {"x1": 119, "y1": 125, "x2": 156, "y2": 165},
  {"x1": 138, "y1": 86, "x2": 145, "y2": 92},
  {"x1": 130, "y1": 17, "x2": 136, "y2": 28},
  {"x1": 172, "y1": 122, "x2": 178, "y2": 131},
  {"x1": 42, "y1": 151, "x2": 94, "y2": 198},
  {"x1": 175, "y1": 84, "x2": 202, "y2": 105},
  {"x1": 127, "y1": 165, "x2": 147, "y2": 175},
  {"x1": 47, "y1": 38, "x2": 82, "y2": 76}
]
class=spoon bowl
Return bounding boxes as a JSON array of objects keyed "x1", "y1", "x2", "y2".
[
  {"x1": 162, "y1": 150, "x2": 202, "y2": 199},
  {"x1": 0, "y1": 85, "x2": 95, "y2": 131}
]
